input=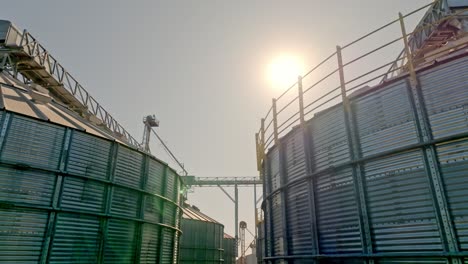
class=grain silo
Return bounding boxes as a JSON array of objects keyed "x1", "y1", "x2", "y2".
[
  {"x1": 0, "y1": 20, "x2": 183, "y2": 263},
  {"x1": 180, "y1": 204, "x2": 225, "y2": 263},
  {"x1": 256, "y1": 1, "x2": 468, "y2": 263},
  {"x1": 223, "y1": 233, "x2": 237, "y2": 264}
]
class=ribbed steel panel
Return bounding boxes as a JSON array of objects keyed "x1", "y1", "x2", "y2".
[
  {"x1": 286, "y1": 183, "x2": 313, "y2": 255},
  {"x1": 67, "y1": 131, "x2": 111, "y2": 180},
  {"x1": 49, "y1": 213, "x2": 101, "y2": 263},
  {"x1": 115, "y1": 146, "x2": 143, "y2": 189},
  {"x1": 104, "y1": 219, "x2": 137, "y2": 263},
  {"x1": 179, "y1": 219, "x2": 224, "y2": 263},
  {"x1": 308, "y1": 105, "x2": 350, "y2": 171},
  {"x1": 269, "y1": 147, "x2": 281, "y2": 193},
  {"x1": 140, "y1": 223, "x2": 160, "y2": 264},
  {"x1": 284, "y1": 129, "x2": 307, "y2": 182},
  {"x1": 1, "y1": 115, "x2": 64, "y2": 170},
  {"x1": 0, "y1": 111, "x2": 182, "y2": 263},
  {"x1": 0, "y1": 209, "x2": 48, "y2": 263},
  {"x1": 419, "y1": 56, "x2": 468, "y2": 139},
  {"x1": 271, "y1": 192, "x2": 284, "y2": 255},
  {"x1": 60, "y1": 177, "x2": 105, "y2": 213},
  {"x1": 316, "y1": 167, "x2": 362, "y2": 253},
  {"x1": 438, "y1": 139, "x2": 468, "y2": 250},
  {"x1": 0, "y1": 167, "x2": 55, "y2": 207},
  {"x1": 223, "y1": 236, "x2": 236, "y2": 264},
  {"x1": 353, "y1": 80, "x2": 418, "y2": 157},
  {"x1": 364, "y1": 151, "x2": 442, "y2": 252}
]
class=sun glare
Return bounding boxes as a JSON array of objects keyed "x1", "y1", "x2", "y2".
[{"x1": 267, "y1": 55, "x2": 304, "y2": 90}]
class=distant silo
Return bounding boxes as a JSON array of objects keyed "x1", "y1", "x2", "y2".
[
  {"x1": 0, "y1": 21, "x2": 183, "y2": 264},
  {"x1": 223, "y1": 233, "x2": 237, "y2": 264},
  {"x1": 180, "y1": 204, "x2": 224, "y2": 263}
]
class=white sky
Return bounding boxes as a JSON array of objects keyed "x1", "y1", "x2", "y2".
[{"x1": 2, "y1": 0, "x2": 431, "y2": 247}]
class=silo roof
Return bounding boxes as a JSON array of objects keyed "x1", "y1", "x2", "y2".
[
  {"x1": 0, "y1": 72, "x2": 128, "y2": 146},
  {"x1": 182, "y1": 204, "x2": 222, "y2": 224}
]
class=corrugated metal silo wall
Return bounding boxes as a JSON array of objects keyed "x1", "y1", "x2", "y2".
[
  {"x1": 223, "y1": 237, "x2": 236, "y2": 264},
  {"x1": 261, "y1": 54, "x2": 468, "y2": 263},
  {"x1": 0, "y1": 113, "x2": 183, "y2": 263},
  {"x1": 179, "y1": 219, "x2": 224, "y2": 263},
  {"x1": 256, "y1": 221, "x2": 265, "y2": 264}
]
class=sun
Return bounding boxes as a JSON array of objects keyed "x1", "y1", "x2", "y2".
[{"x1": 267, "y1": 55, "x2": 304, "y2": 90}]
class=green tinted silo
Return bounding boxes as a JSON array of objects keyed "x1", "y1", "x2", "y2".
[
  {"x1": 223, "y1": 233, "x2": 236, "y2": 264},
  {"x1": 180, "y1": 204, "x2": 224, "y2": 263}
]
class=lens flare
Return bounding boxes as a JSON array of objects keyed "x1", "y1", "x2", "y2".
[{"x1": 267, "y1": 55, "x2": 304, "y2": 90}]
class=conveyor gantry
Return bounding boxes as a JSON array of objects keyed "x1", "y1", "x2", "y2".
[{"x1": 0, "y1": 20, "x2": 141, "y2": 148}]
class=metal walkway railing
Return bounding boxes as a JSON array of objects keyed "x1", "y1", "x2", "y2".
[{"x1": 0, "y1": 20, "x2": 141, "y2": 149}]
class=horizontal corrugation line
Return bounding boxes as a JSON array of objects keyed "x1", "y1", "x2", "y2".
[
  {"x1": 104, "y1": 219, "x2": 136, "y2": 263},
  {"x1": 110, "y1": 186, "x2": 139, "y2": 218},
  {"x1": 165, "y1": 170, "x2": 176, "y2": 201},
  {"x1": 163, "y1": 203, "x2": 176, "y2": 226},
  {"x1": 419, "y1": 56, "x2": 468, "y2": 139},
  {"x1": 286, "y1": 184, "x2": 313, "y2": 255},
  {"x1": 437, "y1": 138, "x2": 468, "y2": 250},
  {"x1": 67, "y1": 131, "x2": 111, "y2": 180},
  {"x1": 144, "y1": 194, "x2": 162, "y2": 222},
  {"x1": 316, "y1": 167, "x2": 362, "y2": 253},
  {"x1": 114, "y1": 146, "x2": 143, "y2": 189},
  {"x1": 269, "y1": 147, "x2": 281, "y2": 192},
  {"x1": 2, "y1": 115, "x2": 64, "y2": 170},
  {"x1": 284, "y1": 128, "x2": 307, "y2": 182},
  {"x1": 139, "y1": 223, "x2": 160, "y2": 264},
  {"x1": 160, "y1": 229, "x2": 175, "y2": 263},
  {"x1": 308, "y1": 105, "x2": 350, "y2": 171},
  {"x1": 353, "y1": 81, "x2": 418, "y2": 157},
  {"x1": 0, "y1": 209, "x2": 48, "y2": 263},
  {"x1": 49, "y1": 213, "x2": 100, "y2": 263},
  {"x1": 146, "y1": 159, "x2": 164, "y2": 196},
  {"x1": 265, "y1": 200, "x2": 272, "y2": 257},
  {"x1": 365, "y1": 150, "x2": 442, "y2": 252},
  {"x1": 0, "y1": 167, "x2": 54, "y2": 207},
  {"x1": 60, "y1": 177, "x2": 105, "y2": 213},
  {"x1": 272, "y1": 192, "x2": 284, "y2": 255}
]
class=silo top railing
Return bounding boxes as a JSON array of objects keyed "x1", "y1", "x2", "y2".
[{"x1": 255, "y1": 0, "x2": 468, "y2": 175}]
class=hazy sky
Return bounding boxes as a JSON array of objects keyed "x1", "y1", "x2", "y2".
[{"x1": 2, "y1": 0, "x2": 430, "y2": 246}]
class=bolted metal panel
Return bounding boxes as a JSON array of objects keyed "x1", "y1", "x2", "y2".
[
  {"x1": 49, "y1": 213, "x2": 101, "y2": 263},
  {"x1": 223, "y1": 236, "x2": 236, "y2": 264},
  {"x1": 110, "y1": 186, "x2": 140, "y2": 218},
  {"x1": 179, "y1": 219, "x2": 224, "y2": 263},
  {"x1": 104, "y1": 219, "x2": 137, "y2": 263},
  {"x1": 377, "y1": 259, "x2": 448, "y2": 264},
  {"x1": 269, "y1": 147, "x2": 281, "y2": 192},
  {"x1": 160, "y1": 228, "x2": 176, "y2": 263},
  {"x1": 308, "y1": 105, "x2": 351, "y2": 171},
  {"x1": 364, "y1": 150, "x2": 442, "y2": 252},
  {"x1": 419, "y1": 56, "x2": 468, "y2": 140},
  {"x1": 139, "y1": 223, "x2": 160, "y2": 264},
  {"x1": 437, "y1": 139, "x2": 468, "y2": 251},
  {"x1": 284, "y1": 128, "x2": 308, "y2": 182},
  {"x1": 165, "y1": 169, "x2": 177, "y2": 202},
  {"x1": 67, "y1": 131, "x2": 112, "y2": 180},
  {"x1": 1, "y1": 115, "x2": 65, "y2": 170},
  {"x1": 60, "y1": 177, "x2": 106, "y2": 213},
  {"x1": 316, "y1": 167, "x2": 362, "y2": 254},
  {"x1": 286, "y1": 183, "x2": 313, "y2": 255},
  {"x1": 147, "y1": 159, "x2": 165, "y2": 196},
  {"x1": 271, "y1": 192, "x2": 285, "y2": 255},
  {"x1": 114, "y1": 146, "x2": 144, "y2": 190},
  {"x1": 144, "y1": 194, "x2": 163, "y2": 222},
  {"x1": 0, "y1": 166, "x2": 55, "y2": 207},
  {"x1": 353, "y1": 80, "x2": 419, "y2": 157},
  {"x1": 0, "y1": 209, "x2": 48, "y2": 263}
]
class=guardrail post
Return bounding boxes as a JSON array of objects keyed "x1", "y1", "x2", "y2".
[
  {"x1": 398, "y1": 13, "x2": 418, "y2": 86},
  {"x1": 272, "y1": 99, "x2": 279, "y2": 145},
  {"x1": 297, "y1": 75, "x2": 320, "y2": 257},
  {"x1": 337, "y1": 45, "x2": 374, "y2": 262}
]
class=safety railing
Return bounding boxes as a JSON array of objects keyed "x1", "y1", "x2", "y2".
[{"x1": 255, "y1": 0, "x2": 468, "y2": 174}]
